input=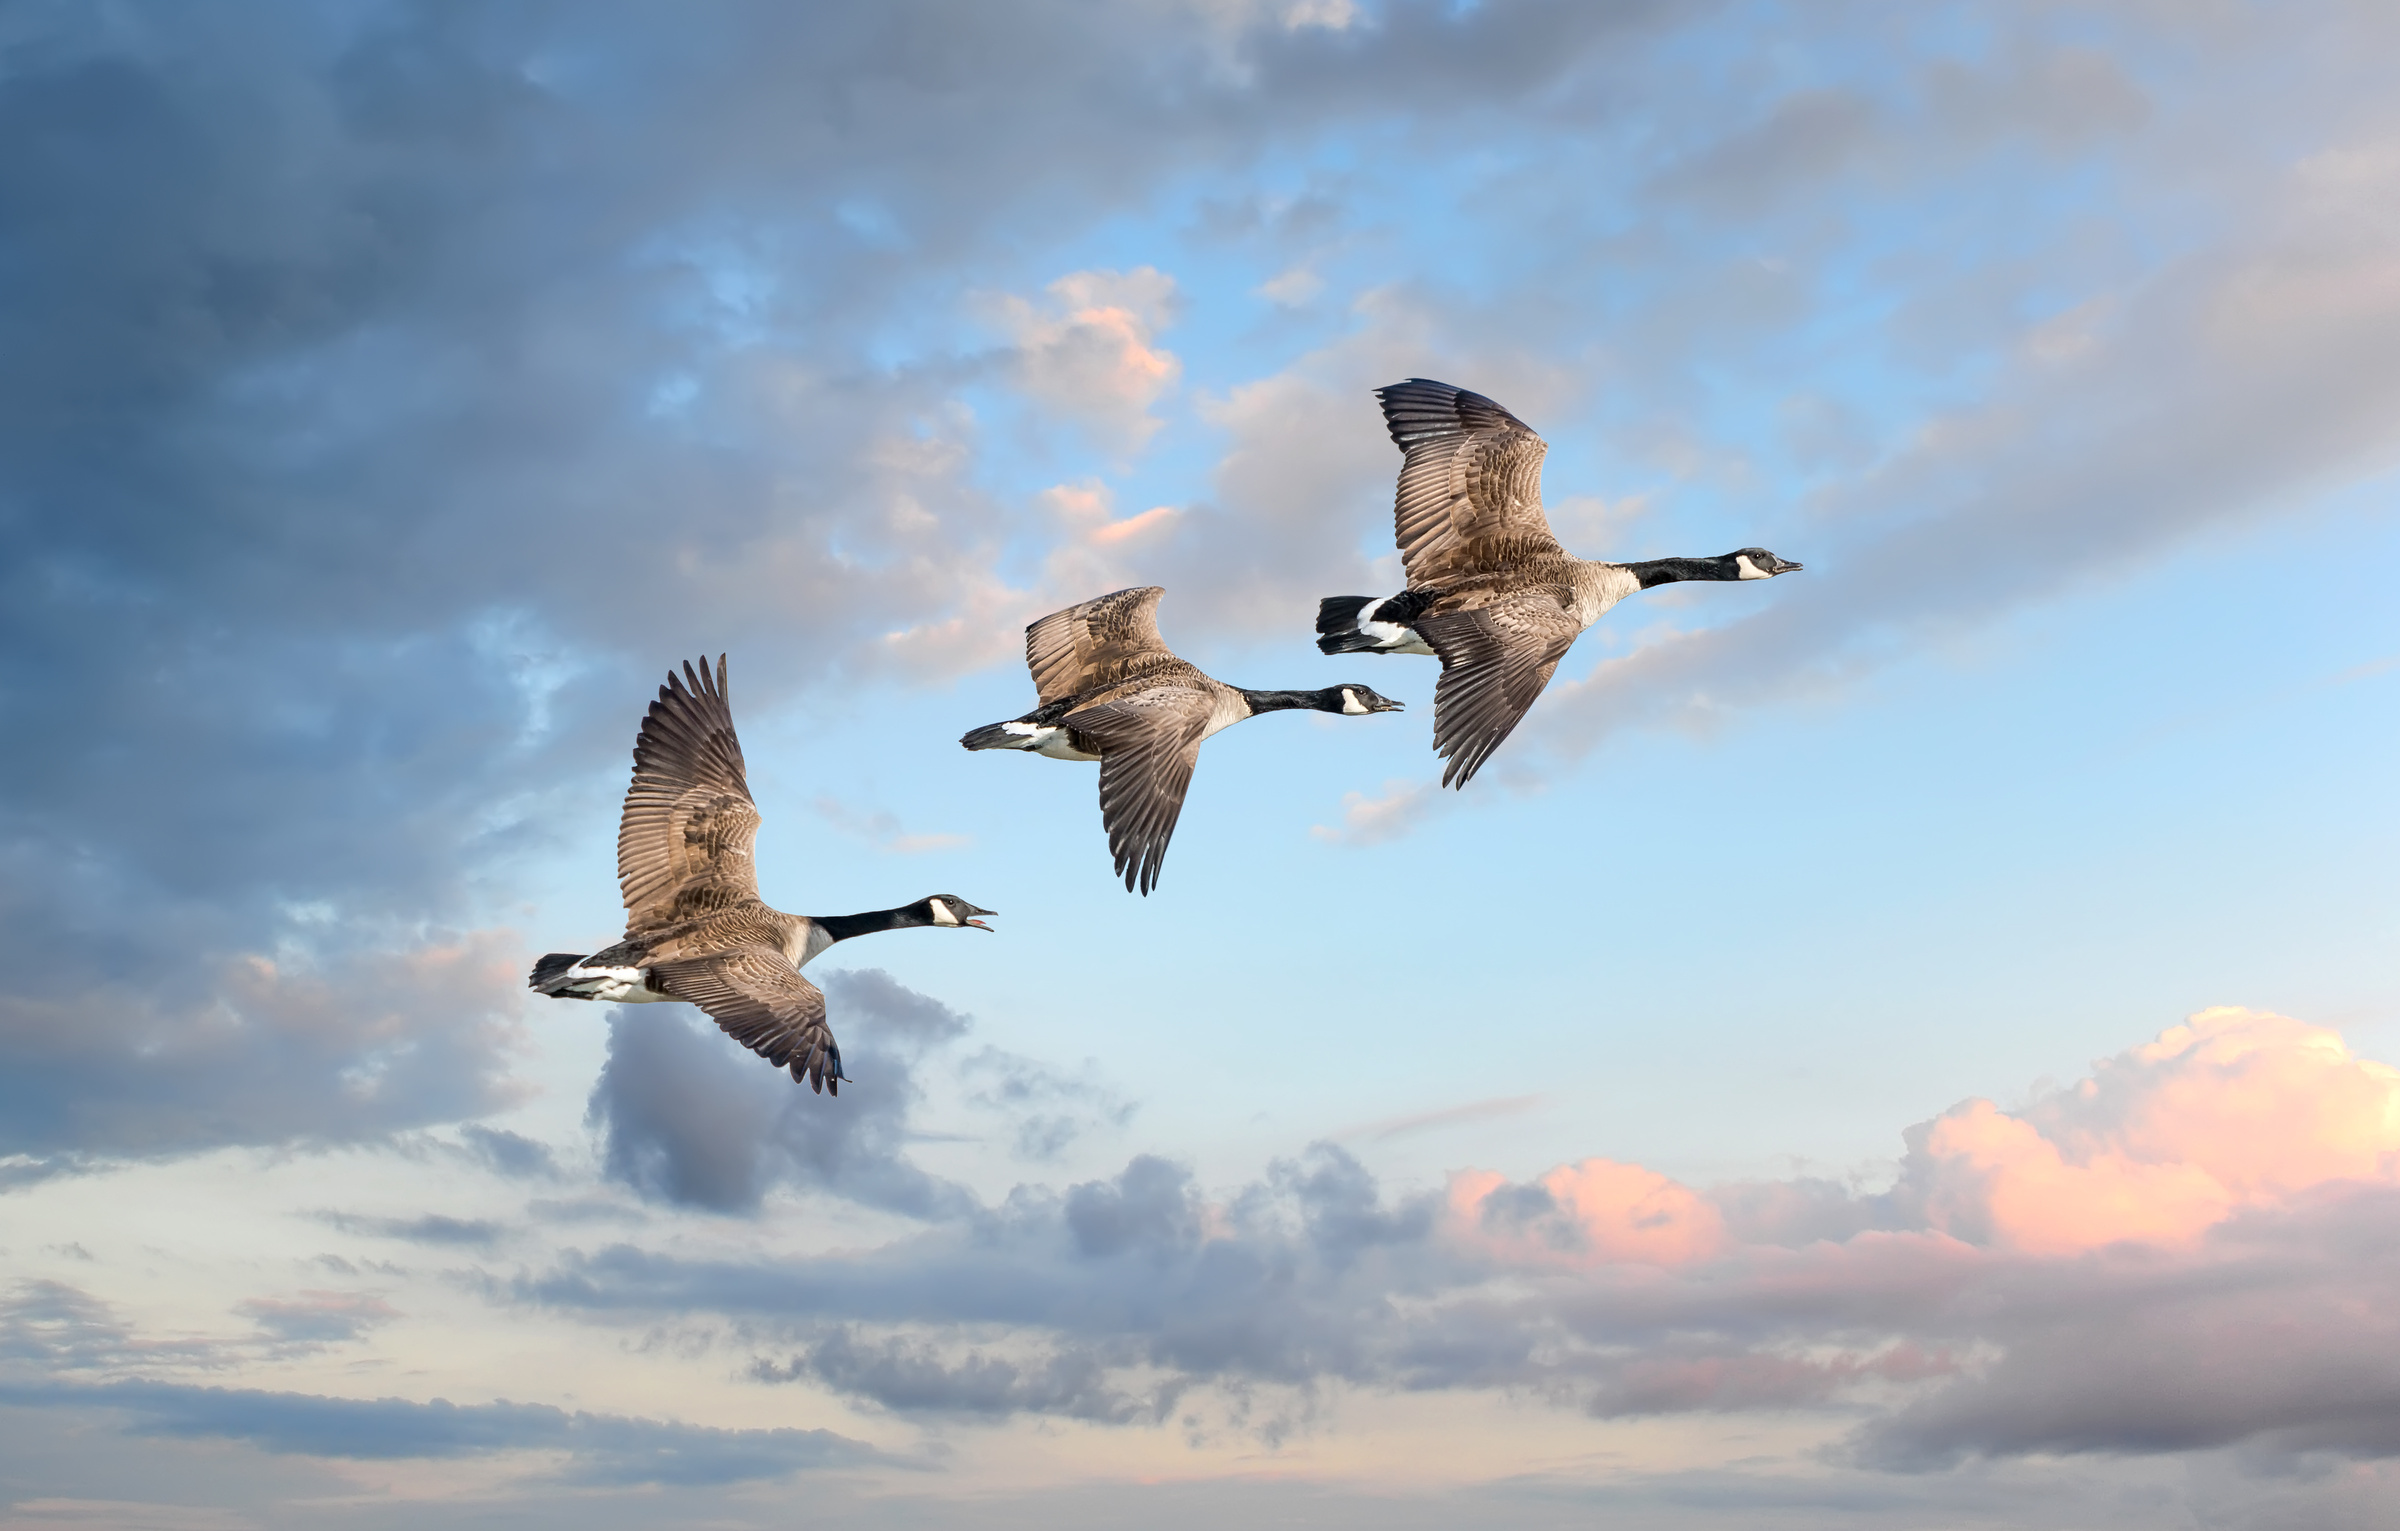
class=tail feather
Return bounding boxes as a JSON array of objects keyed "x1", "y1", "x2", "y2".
[
  {"x1": 960, "y1": 722, "x2": 1022, "y2": 751},
  {"x1": 1316, "y1": 595, "x2": 1375, "y2": 636},
  {"x1": 1316, "y1": 595, "x2": 1383, "y2": 655},
  {"x1": 529, "y1": 952, "x2": 587, "y2": 994}
]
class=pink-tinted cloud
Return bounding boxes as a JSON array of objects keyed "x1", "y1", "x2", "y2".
[
  {"x1": 993, "y1": 268, "x2": 1183, "y2": 453},
  {"x1": 1898, "y1": 1007, "x2": 2400, "y2": 1254},
  {"x1": 1451, "y1": 1158, "x2": 1728, "y2": 1268}
]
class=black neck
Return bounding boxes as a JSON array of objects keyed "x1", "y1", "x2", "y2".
[
  {"x1": 809, "y1": 903, "x2": 929, "y2": 943},
  {"x1": 1236, "y1": 686, "x2": 1343, "y2": 715},
  {"x1": 1625, "y1": 555, "x2": 1740, "y2": 589}
]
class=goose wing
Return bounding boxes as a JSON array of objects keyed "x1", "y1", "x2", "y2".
[
  {"x1": 1377, "y1": 379, "x2": 1564, "y2": 585},
  {"x1": 1025, "y1": 586, "x2": 1183, "y2": 706},
  {"x1": 1062, "y1": 687, "x2": 1214, "y2": 895},
  {"x1": 649, "y1": 946, "x2": 845, "y2": 1095},
  {"x1": 1418, "y1": 590, "x2": 1583, "y2": 788},
  {"x1": 618, "y1": 655, "x2": 763, "y2": 934}
]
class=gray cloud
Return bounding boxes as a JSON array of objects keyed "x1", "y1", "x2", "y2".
[
  {"x1": 959, "y1": 1046, "x2": 1138, "y2": 1162},
  {"x1": 0, "y1": 1378, "x2": 884, "y2": 1486},
  {"x1": 509, "y1": 1139, "x2": 2400, "y2": 1468},
  {"x1": 313, "y1": 1211, "x2": 507, "y2": 1247},
  {"x1": 586, "y1": 968, "x2": 977, "y2": 1218},
  {"x1": 0, "y1": 0, "x2": 1727, "y2": 1172}
]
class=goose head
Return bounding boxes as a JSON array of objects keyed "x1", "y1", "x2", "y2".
[
  {"x1": 1731, "y1": 548, "x2": 1803, "y2": 580},
  {"x1": 1328, "y1": 685, "x2": 1406, "y2": 716},
  {"x1": 918, "y1": 895, "x2": 997, "y2": 930}
]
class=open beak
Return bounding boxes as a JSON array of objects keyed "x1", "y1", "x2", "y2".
[
  {"x1": 1774, "y1": 557, "x2": 1803, "y2": 575},
  {"x1": 1372, "y1": 697, "x2": 1406, "y2": 713},
  {"x1": 961, "y1": 903, "x2": 997, "y2": 931}
]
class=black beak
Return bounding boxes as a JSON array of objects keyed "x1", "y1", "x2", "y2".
[
  {"x1": 1373, "y1": 697, "x2": 1406, "y2": 713},
  {"x1": 961, "y1": 902, "x2": 996, "y2": 930},
  {"x1": 1775, "y1": 558, "x2": 1803, "y2": 574}
]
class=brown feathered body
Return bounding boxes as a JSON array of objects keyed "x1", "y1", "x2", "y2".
[{"x1": 529, "y1": 657, "x2": 994, "y2": 1094}]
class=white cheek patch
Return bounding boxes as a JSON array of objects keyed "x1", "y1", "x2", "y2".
[
  {"x1": 1340, "y1": 688, "x2": 1368, "y2": 715},
  {"x1": 929, "y1": 900, "x2": 959, "y2": 926},
  {"x1": 1735, "y1": 555, "x2": 1768, "y2": 580}
]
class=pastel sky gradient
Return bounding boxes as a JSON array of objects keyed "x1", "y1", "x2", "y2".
[{"x1": 3, "y1": 2, "x2": 2398, "y2": 1527}]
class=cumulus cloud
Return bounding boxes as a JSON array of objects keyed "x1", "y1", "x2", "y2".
[
  {"x1": 586, "y1": 969, "x2": 976, "y2": 1218},
  {"x1": 522, "y1": 1009, "x2": 2400, "y2": 1467},
  {"x1": 992, "y1": 269, "x2": 1183, "y2": 454}
]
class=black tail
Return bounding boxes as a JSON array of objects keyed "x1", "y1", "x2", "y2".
[
  {"x1": 529, "y1": 952, "x2": 586, "y2": 994},
  {"x1": 960, "y1": 721, "x2": 1026, "y2": 751},
  {"x1": 1316, "y1": 595, "x2": 1374, "y2": 636}
]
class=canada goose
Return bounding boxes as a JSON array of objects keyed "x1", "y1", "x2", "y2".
[
  {"x1": 962, "y1": 586, "x2": 1404, "y2": 894},
  {"x1": 528, "y1": 656, "x2": 994, "y2": 1094},
  {"x1": 1317, "y1": 379, "x2": 1801, "y2": 787}
]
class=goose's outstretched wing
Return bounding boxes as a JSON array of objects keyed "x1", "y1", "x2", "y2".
[
  {"x1": 1377, "y1": 379, "x2": 1564, "y2": 585},
  {"x1": 1418, "y1": 591, "x2": 1583, "y2": 788},
  {"x1": 1025, "y1": 586, "x2": 1182, "y2": 706},
  {"x1": 1063, "y1": 689, "x2": 1212, "y2": 896},
  {"x1": 618, "y1": 656, "x2": 762, "y2": 934},
  {"x1": 650, "y1": 947, "x2": 844, "y2": 1094}
]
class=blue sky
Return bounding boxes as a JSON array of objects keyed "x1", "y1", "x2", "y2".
[{"x1": 3, "y1": 2, "x2": 2399, "y2": 1526}]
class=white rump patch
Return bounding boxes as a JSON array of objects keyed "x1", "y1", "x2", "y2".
[
  {"x1": 567, "y1": 964, "x2": 667, "y2": 1003},
  {"x1": 1359, "y1": 603, "x2": 1437, "y2": 656},
  {"x1": 1029, "y1": 727, "x2": 1102, "y2": 761}
]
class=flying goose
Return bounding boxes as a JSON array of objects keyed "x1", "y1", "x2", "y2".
[
  {"x1": 961, "y1": 586, "x2": 1403, "y2": 894},
  {"x1": 529, "y1": 656, "x2": 995, "y2": 1094},
  {"x1": 1317, "y1": 378, "x2": 1802, "y2": 787}
]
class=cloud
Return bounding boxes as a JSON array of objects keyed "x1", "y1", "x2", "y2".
[
  {"x1": 586, "y1": 969, "x2": 977, "y2": 1218},
  {"x1": 1309, "y1": 777, "x2": 1443, "y2": 846},
  {"x1": 311, "y1": 1212, "x2": 506, "y2": 1248},
  {"x1": 958, "y1": 1047, "x2": 1138, "y2": 1162},
  {"x1": 0, "y1": 930, "x2": 528, "y2": 1163},
  {"x1": 992, "y1": 269, "x2": 1183, "y2": 454},
  {"x1": 1335, "y1": 1094, "x2": 1545, "y2": 1143},
  {"x1": 0, "y1": 1379, "x2": 884, "y2": 1486},
  {"x1": 1530, "y1": 103, "x2": 2400, "y2": 772},
  {"x1": 812, "y1": 797, "x2": 973, "y2": 856},
  {"x1": 519, "y1": 1008, "x2": 2400, "y2": 1468},
  {"x1": 235, "y1": 1292, "x2": 397, "y2": 1347}
]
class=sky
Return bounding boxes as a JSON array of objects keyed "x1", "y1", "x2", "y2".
[{"x1": 2, "y1": 0, "x2": 2399, "y2": 1526}]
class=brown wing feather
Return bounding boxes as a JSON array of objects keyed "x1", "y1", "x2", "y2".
[
  {"x1": 1418, "y1": 592, "x2": 1583, "y2": 789},
  {"x1": 1063, "y1": 690, "x2": 1213, "y2": 896},
  {"x1": 1025, "y1": 586, "x2": 1181, "y2": 706},
  {"x1": 649, "y1": 946, "x2": 844, "y2": 1095},
  {"x1": 617, "y1": 656, "x2": 763, "y2": 934},
  {"x1": 1377, "y1": 379, "x2": 1564, "y2": 585}
]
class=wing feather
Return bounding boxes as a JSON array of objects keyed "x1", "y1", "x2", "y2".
[
  {"x1": 1376, "y1": 379, "x2": 1563, "y2": 585},
  {"x1": 1063, "y1": 690, "x2": 1211, "y2": 896},
  {"x1": 1025, "y1": 587, "x2": 1181, "y2": 706},
  {"x1": 617, "y1": 655, "x2": 764, "y2": 933},
  {"x1": 1418, "y1": 592, "x2": 1583, "y2": 788},
  {"x1": 649, "y1": 946, "x2": 844, "y2": 1095}
]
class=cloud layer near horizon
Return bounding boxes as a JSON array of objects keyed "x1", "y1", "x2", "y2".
[
  {"x1": 11, "y1": 1005, "x2": 2399, "y2": 1512},
  {"x1": 509, "y1": 1007, "x2": 2400, "y2": 1469}
]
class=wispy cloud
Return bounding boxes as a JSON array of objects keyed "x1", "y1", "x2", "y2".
[
  {"x1": 1335, "y1": 1094, "x2": 1546, "y2": 1142},
  {"x1": 1309, "y1": 778, "x2": 1444, "y2": 846},
  {"x1": 812, "y1": 797, "x2": 971, "y2": 856}
]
